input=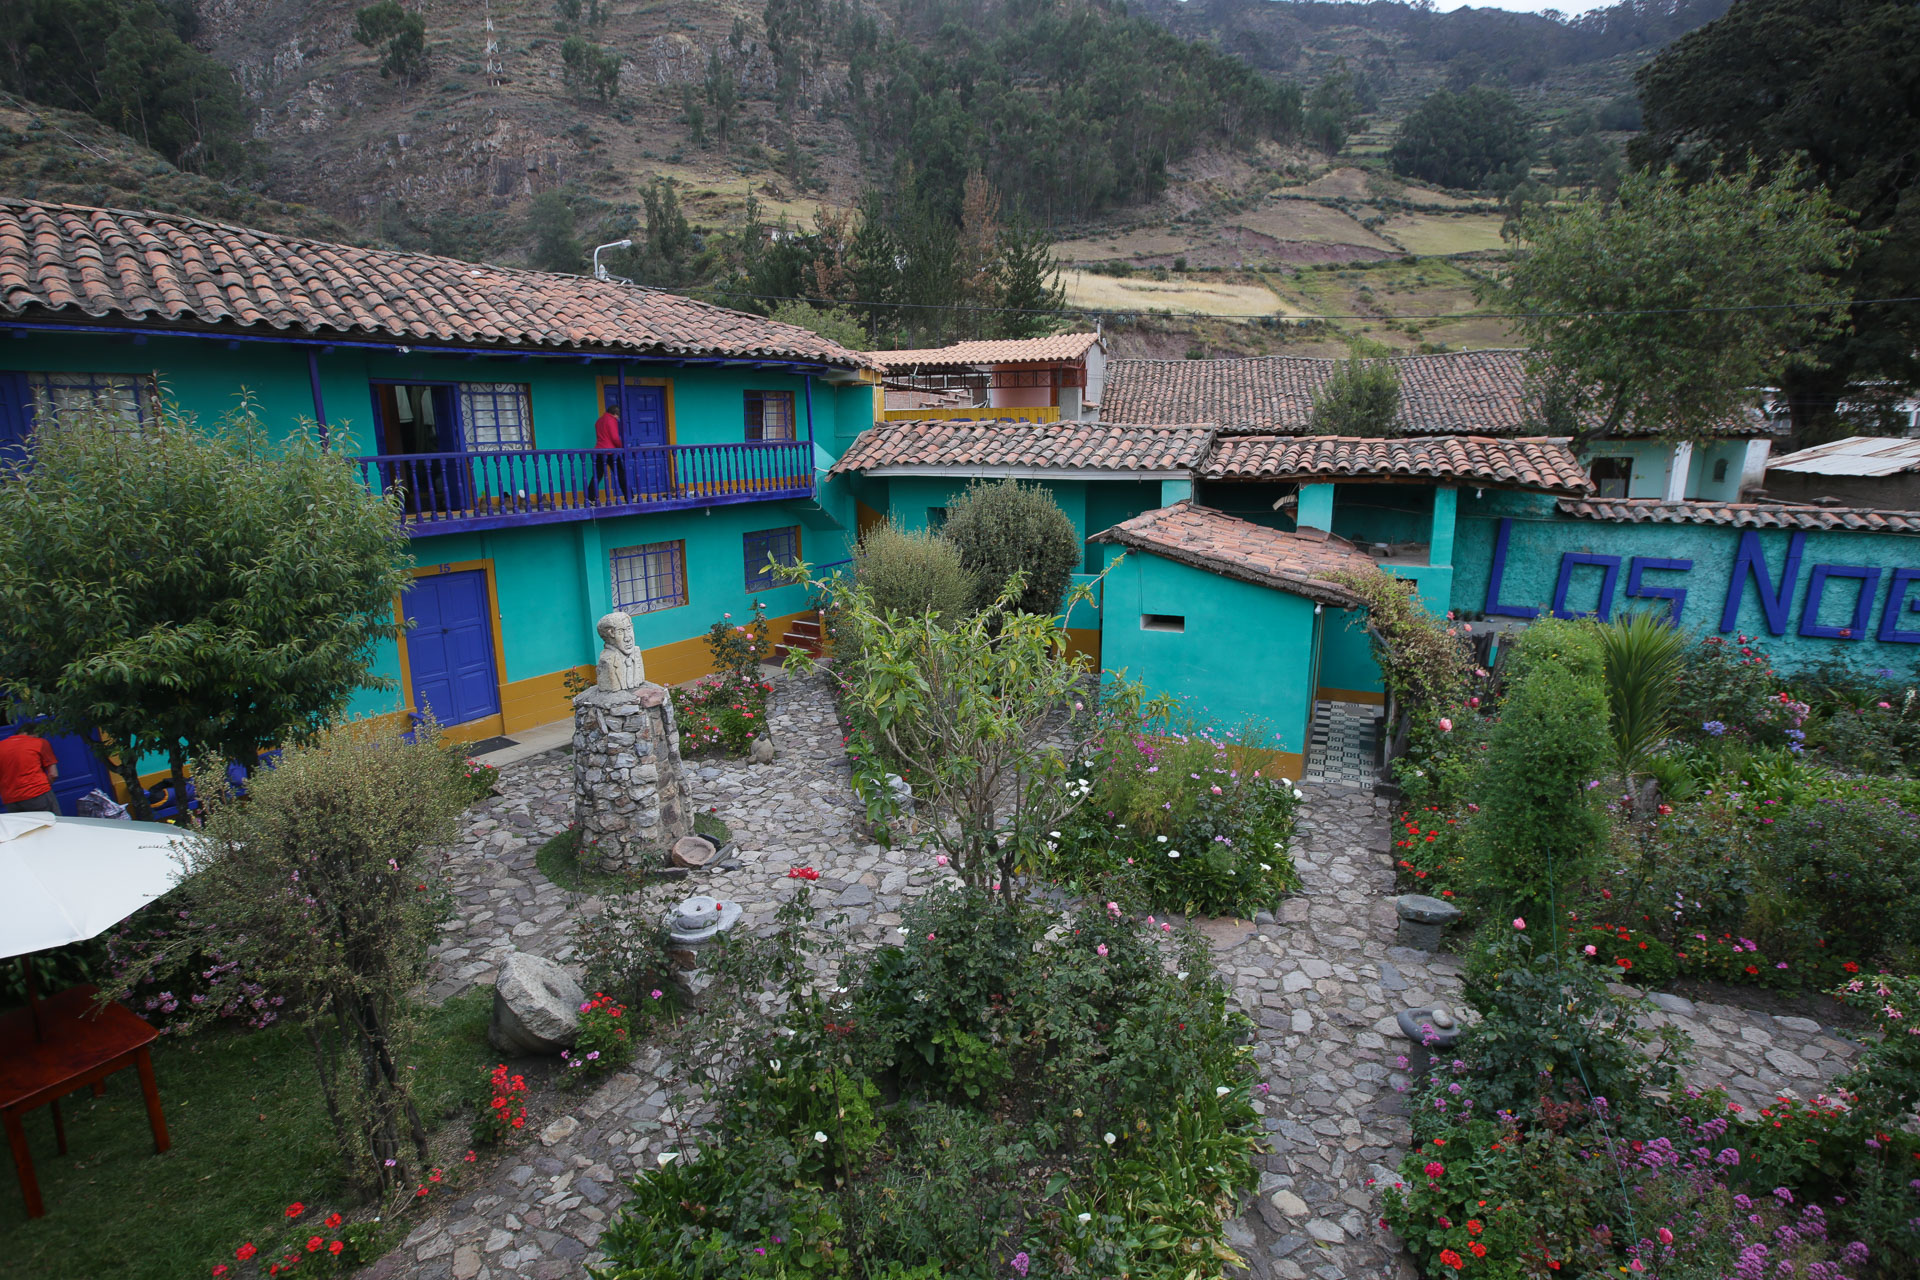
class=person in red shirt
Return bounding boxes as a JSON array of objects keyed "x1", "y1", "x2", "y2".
[
  {"x1": 587, "y1": 400, "x2": 627, "y2": 503},
  {"x1": 0, "y1": 729, "x2": 59, "y2": 814}
]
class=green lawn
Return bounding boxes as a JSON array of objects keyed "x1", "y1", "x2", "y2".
[{"x1": 0, "y1": 992, "x2": 493, "y2": 1279}]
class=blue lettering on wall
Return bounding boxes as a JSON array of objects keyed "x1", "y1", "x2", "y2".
[
  {"x1": 1799, "y1": 565, "x2": 1883, "y2": 640},
  {"x1": 1485, "y1": 518, "x2": 1540, "y2": 619},
  {"x1": 1879, "y1": 569, "x2": 1920, "y2": 644},
  {"x1": 1720, "y1": 531, "x2": 1806, "y2": 636},
  {"x1": 1552, "y1": 554, "x2": 1622, "y2": 620},
  {"x1": 1626, "y1": 557, "x2": 1693, "y2": 624}
]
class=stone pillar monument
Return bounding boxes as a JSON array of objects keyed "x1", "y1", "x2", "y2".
[{"x1": 573, "y1": 611, "x2": 694, "y2": 873}]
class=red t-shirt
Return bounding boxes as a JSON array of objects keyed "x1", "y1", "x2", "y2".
[
  {"x1": 594, "y1": 412, "x2": 622, "y2": 449},
  {"x1": 0, "y1": 734, "x2": 56, "y2": 802}
]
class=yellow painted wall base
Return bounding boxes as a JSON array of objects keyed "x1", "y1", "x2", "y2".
[
  {"x1": 1065, "y1": 627, "x2": 1101, "y2": 670},
  {"x1": 502, "y1": 667, "x2": 593, "y2": 734},
  {"x1": 881, "y1": 406, "x2": 1060, "y2": 422},
  {"x1": 1316, "y1": 687, "x2": 1386, "y2": 706}
]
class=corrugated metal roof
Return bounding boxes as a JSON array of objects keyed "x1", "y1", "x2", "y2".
[{"x1": 1766, "y1": 436, "x2": 1920, "y2": 478}]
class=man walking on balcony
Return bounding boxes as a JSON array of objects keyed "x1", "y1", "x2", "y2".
[
  {"x1": 0, "y1": 727, "x2": 59, "y2": 814},
  {"x1": 588, "y1": 399, "x2": 628, "y2": 504}
]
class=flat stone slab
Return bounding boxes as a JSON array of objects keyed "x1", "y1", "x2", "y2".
[{"x1": 1395, "y1": 894, "x2": 1461, "y2": 925}]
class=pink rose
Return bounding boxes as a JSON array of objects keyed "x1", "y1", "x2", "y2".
[
  {"x1": 1437, "y1": 717, "x2": 1453, "y2": 733},
  {"x1": 1513, "y1": 917, "x2": 1526, "y2": 930}
]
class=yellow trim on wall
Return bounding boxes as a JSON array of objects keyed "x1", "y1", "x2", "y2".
[
  {"x1": 393, "y1": 559, "x2": 513, "y2": 736},
  {"x1": 1064, "y1": 627, "x2": 1101, "y2": 670},
  {"x1": 1316, "y1": 687, "x2": 1386, "y2": 706},
  {"x1": 881, "y1": 405, "x2": 1059, "y2": 423},
  {"x1": 594, "y1": 375, "x2": 678, "y2": 444},
  {"x1": 501, "y1": 666, "x2": 593, "y2": 734}
]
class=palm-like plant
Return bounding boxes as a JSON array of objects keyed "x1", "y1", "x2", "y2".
[{"x1": 1598, "y1": 611, "x2": 1690, "y2": 793}]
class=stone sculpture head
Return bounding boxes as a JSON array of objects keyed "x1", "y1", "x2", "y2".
[{"x1": 595, "y1": 610, "x2": 645, "y2": 690}]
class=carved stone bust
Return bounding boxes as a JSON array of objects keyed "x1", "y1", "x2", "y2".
[{"x1": 595, "y1": 610, "x2": 646, "y2": 690}]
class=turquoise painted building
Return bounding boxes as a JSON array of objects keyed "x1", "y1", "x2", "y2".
[{"x1": 0, "y1": 198, "x2": 877, "y2": 804}]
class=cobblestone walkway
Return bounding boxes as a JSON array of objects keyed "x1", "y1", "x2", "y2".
[{"x1": 376, "y1": 675, "x2": 1866, "y2": 1280}]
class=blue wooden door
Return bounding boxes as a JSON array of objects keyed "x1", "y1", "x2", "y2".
[
  {"x1": 607, "y1": 384, "x2": 669, "y2": 497},
  {"x1": 404, "y1": 571, "x2": 501, "y2": 727},
  {"x1": 0, "y1": 372, "x2": 34, "y2": 469}
]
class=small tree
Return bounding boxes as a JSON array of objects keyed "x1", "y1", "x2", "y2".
[
  {"x1": 353, "y1": 1, "x2": 428, "y2": 83},
  {"x1": 1596, "y1": 611, "x2": 1688, "y2": 794},
  {"x1": 0, "y1": 404, "x2": 412, "y2": 818},
  {"x1": 768, "y1": 300, "x2": 867, "y2": 351},
  {"x1": 561, "y1": 35, "x2": 620, "y2": 103},
  {"x1": 940, "y1": 480, "x2": 1081, "y2": 617},
  {"x1": 1388, "y1": 85, "x2": 1534, "y2": 192},
  {"x1": 1311, "y1": 354, "x2": 1402, "y2": 436},
  {"x1": 853, "y1": 522, "x2": 977, "y2": 622},
  {"x1": 800, "y1": 566, "x2": 1143, "y2": 900},
  {"x1": 527, "y1": 189, "x2": 582, "y2": 272},
  {"x1": 125, "y1": 724, "x2": 468, "y2": 1198},
  {"x1": 1496, "y1": 160, "x2": 1857, "y2": 443},
  {"x1": 1464, "y1": 620, "x2": 1612, "y2": 926},
  {"x1": 993, "y1": 218, "x2": 1066, "y2": 340}
]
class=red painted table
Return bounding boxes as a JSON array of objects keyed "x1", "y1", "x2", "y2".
[{"x1": 0, "y1": 984, "x2": 169, "y2": 1218}]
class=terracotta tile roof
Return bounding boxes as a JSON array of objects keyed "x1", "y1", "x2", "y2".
[
  {"x1": 1202, "y1": 434, "x2": 1594, "y2": 496},
  {"x1": 1104, "y1": 350, "x2": 1773, "y2": 437},
  {"x1": 870, "y1": 332, "x2": 1102, "y2": 369},
  {"x1": 1089, "y1": 501, "x2": 1379, "y2": 606},
  {"x1": 0, "y1": 198, "x2": 873, "y2": 368},
  {"x1": 829, "y1": 419, "x2": 1216, "y2": 475},
  {"x1": 1557, "y1": 498, "x2": 1920, "y2": 533}
]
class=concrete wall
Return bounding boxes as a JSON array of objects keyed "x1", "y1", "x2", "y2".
[
  {"x1": 1765, "y1": 470, "x2": 1920, "y2": 511},
  {"x1": 1099, "y1": 550, "x2": 1317, "y2": 774},
  {"x1": 1452, "y1": 491, "x2": 1920, "y2": 671}
]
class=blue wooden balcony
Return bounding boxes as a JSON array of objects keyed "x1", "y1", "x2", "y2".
[{"x1": 353, "y1": 441, "x2": 814, "y2": 534}]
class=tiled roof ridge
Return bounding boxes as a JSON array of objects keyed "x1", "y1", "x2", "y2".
[
  {"x1": 1557, "y1": 497, "x2": 1920, "y2": 533},
  {"x1": 1089, "y1": 500, "x2": 1376, "y2": 607},
  {"x1": 829, "y1": 418, "x2": 1219, "y2": 475},
  {"x1": 1201, "y1": 432, "x2": 1594, "y2": 496},
  {"x1": 0, "y1": 197, "x2": 874, "y2": 368},
  {"x1": 1110, "y1": 348, "x2": 1531, "y2": 368}
]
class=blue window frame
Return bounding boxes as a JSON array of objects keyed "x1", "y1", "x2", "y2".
[
  {"x1": 457, "y1": 382, "x2": 533, "y2": 452},
  {"x1": 23, "y1": 371, "x2": 156, "y2": 428},
  {"x1": 745, "y1": 390, "x2": 795, "y2": 441},
  {"x1": 611, "y1": 541, "x2": 687, "y2": 615},
  {"x1": 743, "y1": 526, "x2": 800, "y2": 590}
]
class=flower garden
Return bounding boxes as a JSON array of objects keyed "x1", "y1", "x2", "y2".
[{"x1": 1358, "y1": 594, "x2": 1920, "y2": 1279}]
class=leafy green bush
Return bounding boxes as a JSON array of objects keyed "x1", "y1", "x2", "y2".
[
  {"x1": 851, "y1": 522, "x2": 977, "y2": 622},
  {"x1": 939, "y1": 479, "x2": 1081, "y2": 617},
  {"x1": 1668, "y1": 632, "x2": 1804, "y2": 752},
  {"x1": 1562, "y1": 917, "x2": 1677, "y2": 987},
  {"x1": 670, "y1": 607, "x2": 774, "y2": 756},
  {"x1": 1047, "y1": 729, "x2": 1302, "y2": 917},
  {"x1": 1391, "y1": 805, "x2": 1468, "y2": 902},
  {"x1": 1750, "y1": 796, "x2": 1920, "y2": 967},
  {"x1": 597, "y1": 884, "x2": 1262, "y2": 1279},
  {"x1": 1309, "y1": 354, "x2": 1401, "y2": 435},
  {"x1": 1463, "y1": 620, "x2": 1611, "y2": 925}
]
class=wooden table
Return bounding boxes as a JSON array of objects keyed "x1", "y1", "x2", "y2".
[{"x1": 0, "y1": 984, "x2": 169, "y2": 1218}]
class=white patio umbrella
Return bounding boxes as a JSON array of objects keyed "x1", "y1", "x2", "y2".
[{"x1": 0, "y1": 813, "x2": 192, "y2": 1038}]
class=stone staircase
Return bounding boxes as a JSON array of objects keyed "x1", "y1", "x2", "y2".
[{"x1": 771, "y1": 611, "x2": 824, "y2": 660}]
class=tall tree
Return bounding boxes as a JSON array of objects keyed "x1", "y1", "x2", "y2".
[
  {"x1": 0, "y1": 404, "x2": 412, "y2": 818},
  {"x1": 526, "y1": 189, "x2": 582, "y2": 272},
  {"x1": 353, "y1": 1, "x2": 428, "y2": 84},
  {"x1": 1630, "y1": 0, "x2": 1920, "y2": 442},
  {"x1": 1388, "y1": 85, "x2": 1534, "y2": 191},
  {"x1": 1493, "y1": 161, "x2": 1858, "y2": 443},
  {"x1": 994, "y1": 218, "x2": 1066, "y2": 341}
]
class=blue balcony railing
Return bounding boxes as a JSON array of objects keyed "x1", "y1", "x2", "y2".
[{"x1": 353, "y1": 441, "x2": 813, "y2": 533}]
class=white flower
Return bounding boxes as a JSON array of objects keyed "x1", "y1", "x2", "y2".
[
  {"x1": 1260, "y1": 863, "x2": 1272, "y2": 872},
  {"x1": 814, "y1": 1131, "x2": 828, "y2": 1143},
  {"x1": 1103, "y1": 1132, "x2": 1117, "y2": 1145},
  {"x1": 1292, "y1": 789, "x2": 1305, "y2": 800},
  {"x1": 1176, "y1": 971, "x2": 1189, "y2": 980},
  {"x1": 1049, "y1": 831, "x2": 1061, "y2": 838},
  {"x1": 1215, "y1": 1085, "x2": 1231, "y2": 1097},
  {"x1": 1156, "y1": 835, "x2": 1168, "y2": 843},
  {"x1": 1168, "y1": 851, "x2": 1180, "y2": 859},
  {"x1": 1077, "y1": 1212, "x2": 1092, "y2": 1225},
  {"x1": 657, "y1": 1152, "x2": 679, "y2": 1166},
  {"x1": 897, "y1": 927, "x2": 909, "y2": 935}
]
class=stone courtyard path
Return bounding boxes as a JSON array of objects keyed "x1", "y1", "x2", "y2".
[{"x1": 370, "y1": 675, "x2": 1867, "y2": 1280}]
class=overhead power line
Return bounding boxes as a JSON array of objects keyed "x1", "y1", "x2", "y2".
[{"x1": 700, "y1": 287, "x2": 1920, "y2": 324}]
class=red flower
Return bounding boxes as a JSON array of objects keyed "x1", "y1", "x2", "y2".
[
  {"x1": 1469, "y1": 1242, "x2": 1487, "y2": 1258},
  {"x1": 786, "y1": 866, "x2": 819, "y2": 881},
  {"x1": 1424, "y1": 1161, "x2": 1446, "y2": 1178},
  {"x1": 236, "y1": 1245, "x2": 258, "y2": 1262},
  {"x1": 1844, "y1": 962, "x2": 1860, "y2": 974},
  {"x1": 308, "y1": 1237, "x2": 323, "y2": 1252},
  {"x1": 212, "y1": 1269, "x2": 229, "y2": 1278},
  {"x1": 325, "y1": 1213, "x2": 343, "y2": 1229},
  {"x1": 1440, "y1": 1249, "x2": 1465, "y2": 1270},
  {"x1": 329, "y1": 1242, "x2": 345, "y2": 1257},
  {"x1": 1466, "y1": 1220, "x2": 1482, "y2": 1235},
  {"x1": 285, "y1": 1202, "x2": 305, "y2": 1219},
  {"x1": 1746, "y1": 964, "x2": 1760, "y2": 975}
]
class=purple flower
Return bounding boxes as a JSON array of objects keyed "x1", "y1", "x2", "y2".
[{"x1": 1010, "y1": 1251, "x2": 1031, "y2": 1277}]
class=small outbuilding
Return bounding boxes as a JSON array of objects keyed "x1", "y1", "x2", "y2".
[{"x1": 1764, "y1": 436, "x2": 1920, "y2": 510}]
